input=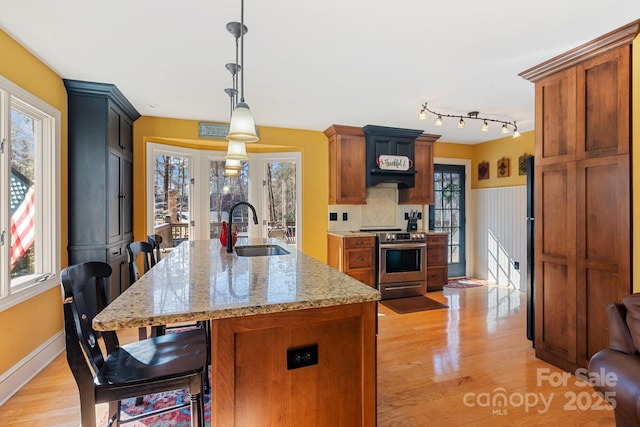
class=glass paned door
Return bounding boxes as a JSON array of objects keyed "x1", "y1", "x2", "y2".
[
  {"x1": 429, "y1": 164, "x2": 466, "y2": 277},
  {"x1": 209, "y1": 160, "x2": 249, "y2": 239},
  {"x1": 264, "y1": 160, "x2": 296, "y2": 245},
  {"x1": 151, "y1": 154, "x2": 191, "y2": 250}
]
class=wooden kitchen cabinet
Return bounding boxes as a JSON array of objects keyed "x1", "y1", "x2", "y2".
[
  {"x1": 426, "y1": 233, "x2": 448, "y2": 291},
  {"x1": 520, "y1": 21, "x2": 636, "y2": 372},
  {"x1": 65, "y1": 79, "x2": 140, "y2": 300},
  {"x1": 327, "y1": 234, "x2": 376, "y2": 287},
  {"x1": 324, "y1": 125, "x2": 367, "y2": 204},
  {"x1": 399, "y1": 133, "x2": 440, "y2": 204}
]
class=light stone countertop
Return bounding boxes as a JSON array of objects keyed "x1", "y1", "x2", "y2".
[
  {"x1": 93, "y1": 238, "x2": 381, "y2": 331},
  {"x1": 327, "y1": 231, "x2": 377, "y2": 237},
  {"x1": 328, "y1": 230, "x2": 447, "y2": 237}
]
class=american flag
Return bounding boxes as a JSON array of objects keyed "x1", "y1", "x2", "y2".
[{"x1": 10, "y1": 167, "x2": 35, "y2": 270}]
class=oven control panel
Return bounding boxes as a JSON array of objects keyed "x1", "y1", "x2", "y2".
[{"x1": 378, "y1": 232, "x2": 426, "y2": 243}]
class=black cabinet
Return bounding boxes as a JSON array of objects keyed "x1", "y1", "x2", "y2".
[{"x1": 65, "y1": 79, "x2": 140, "y2": 299}]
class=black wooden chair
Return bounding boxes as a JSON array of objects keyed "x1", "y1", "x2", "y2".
[
  {"x1": 147, "y1": 234, "x2": 164, "y2": 261},
  {"x1": 126, "y1": 240, "x2": 211, "y2": 393},
  {"x1": 61, "y1": 261, "x2": 206, "y2": 427},
  {"x1": 126, "y1": 241, "x2": 161, "y2": 340}
]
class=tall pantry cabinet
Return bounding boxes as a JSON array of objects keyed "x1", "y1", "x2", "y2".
[
  {"x1": 64, "y1": 80, "x2": 140, "y2": 303},
  {"x1": 519, "y1": 20, "x2": 638, "y2": 372}
]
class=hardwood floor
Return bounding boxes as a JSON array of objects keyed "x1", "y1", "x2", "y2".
[
  {"x1": 377, "y1": 285, "x2": 615, "y2": 426},
  {"x1": 0, "y1": 283, "x2": 615, "y2": 426}
]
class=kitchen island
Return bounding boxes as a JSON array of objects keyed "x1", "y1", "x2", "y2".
[{"x1": 93, "y1": 238, "x2": 380, "y2": 426}]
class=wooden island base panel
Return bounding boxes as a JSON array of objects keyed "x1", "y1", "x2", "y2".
[{"x1": 211, "y1": 302, "x2": 377, "y2": 427}]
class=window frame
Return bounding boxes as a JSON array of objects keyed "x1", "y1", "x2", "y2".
[{"x1": 0, "y1": 75, "x2": 61, "y2": 311}]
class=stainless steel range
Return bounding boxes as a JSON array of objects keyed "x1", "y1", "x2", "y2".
[{"x1": 373, "y1": 230, "x2": 428, "y2": 300}]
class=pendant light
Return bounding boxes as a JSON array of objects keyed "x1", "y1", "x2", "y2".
[
  {"x1": 225, "y1": 140, "x2": 248, "y2": 160},
  {"x1": 224, "y1": 20, "x2": 248, "y2": 173},
  {"x1": 226, "y1": 0, "x2": 259, "y2": 143}
]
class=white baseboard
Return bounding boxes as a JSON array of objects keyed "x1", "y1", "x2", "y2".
[{"x1": 0, "y1": 330, "x2": 65, "y2": 407}]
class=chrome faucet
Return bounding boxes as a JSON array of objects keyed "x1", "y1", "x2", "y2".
[{"x1": 227, "y1": 201, "x2": 259, "y2": 253}]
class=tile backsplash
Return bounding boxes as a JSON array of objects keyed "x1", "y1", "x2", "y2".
[
  {"x1": 361, "y1": 187, "x2": 396, "y2": 228},
  {"x1": 328, "y1": 184, "x2": 426, "y2": 232}
]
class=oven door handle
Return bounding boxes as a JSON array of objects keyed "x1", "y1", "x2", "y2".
[
  {"x1": 382, "y1": 284, "x2": 423, "y2": 291},
  {"x1": 379, "y1": 242, "x2": 426, "y2": 249}
]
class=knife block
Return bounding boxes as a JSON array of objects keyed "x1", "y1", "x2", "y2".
[{"x1": 406, "y1": 218, "x2": 418, "y2": 231}]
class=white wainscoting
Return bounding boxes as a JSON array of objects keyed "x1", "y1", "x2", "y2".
[{"x1": 473, "y1": 186, "x2": 527, "y2": 291}]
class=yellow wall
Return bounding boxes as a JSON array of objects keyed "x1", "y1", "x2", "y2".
[
  {"x1": 433, "y1": 130, "x2": 535, "y2": 189},
  {"x1": 470, "y1": 131, "x2": 535, "y2": 188},
  {"x1": 0, "y1": 29, "x2": 67, "y2": 375},
  {"x1": 434, "y1": 140, "x2": 474, "y2": 160},
  {"x1": 133, "y1": 117, "x2": 329, "y2": 262}
]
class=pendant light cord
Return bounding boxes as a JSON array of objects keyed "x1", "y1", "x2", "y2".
[{"x1": 240, "y1": 0, "x2": 245, "y2": 103}]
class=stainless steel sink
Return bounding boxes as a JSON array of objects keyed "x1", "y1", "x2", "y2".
[{"x1": 235, "y1": 244, "x2": 290, "y2": 257}]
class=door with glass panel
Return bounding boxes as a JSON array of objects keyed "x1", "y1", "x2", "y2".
[
  {"x1": 150, "y1": 153, "x2": 192, "y2": 252},
  {"x1": 263, "y1": 159, "x2": 297, "y2": 246},
  {"x1": 429, "y1": 164, "x2": 466, "y2": 277},
  {"x1": 208, "y1": 159, "x2": 249, "y2": 240}
]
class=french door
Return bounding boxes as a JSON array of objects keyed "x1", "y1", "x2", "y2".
[
  {"x1": 146, "y1": 143, "x2": 301, "y2": 249},
  {"x1": 429, "y1": 164, "x2": 466, "y2": 277}
]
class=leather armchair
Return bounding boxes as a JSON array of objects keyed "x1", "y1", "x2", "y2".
[{"x1": 589, "y1": 295, "x2": 640, "y2": 427}]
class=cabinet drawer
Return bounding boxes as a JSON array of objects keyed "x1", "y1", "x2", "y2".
[
  {"x1": 427, "y1": 247, "x2": 447, "y2": 265},
  {"x1": 426, "y1": 234, "x2": 448, "y2": 245},
  {"x1": 345, "y1": 236, "x2": 375, "y2": 249},
  {"x1": 427, "y1": 266, "x2": 447, "y2": 291},
  {"x1": 347, "y1": 249, "x2": 373, "y2": 269}
]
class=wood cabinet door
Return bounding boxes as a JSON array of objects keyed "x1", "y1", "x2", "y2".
[
  {"x1": 534, "y1": 67, "x2": 577, "y2": 166},
  {"x1": 325, "y1": 125, "x2": 366, "y2": 204},
  {"x1": 122, "y1": 155, "x2": 133, "y2": 240},
  {"x1": 108, "y1": 150, "x2": 123, "y2": 243},
  {"x1": 534, "y1": 161, "x2": 578, "y2": 371},
  {"x1": 576, "y1": 46, "x2": 630, "y2": 159},
  {"x1": 575, "y1": 154, "x2": 631, "y2": 366},
  {"x1": 398, "y1": 138, "x2": 435, "y2": 204},
  {"x1": 120, "y1": 114, "x2": 134, "y2": 154}
]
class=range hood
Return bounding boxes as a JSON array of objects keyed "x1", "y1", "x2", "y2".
[{"x1": 363, "y1": 125, "x2": 424, "y2": 188}]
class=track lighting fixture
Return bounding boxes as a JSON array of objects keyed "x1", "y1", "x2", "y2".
[{"x1": 419, "y1": 102, "x2": 521, "y2": 138}]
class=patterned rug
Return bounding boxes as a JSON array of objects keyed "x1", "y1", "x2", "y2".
[
  {"x1": 444, "y1": 278, "x2": 484, "y2": 289},
  {"x1": 99, "y1": 387, "x2": 211, "y2": 426}
]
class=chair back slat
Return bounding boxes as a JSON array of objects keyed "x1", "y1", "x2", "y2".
[
  {"x1": 126, "y1": 241, "x2": 156, "y2": 284},
  {"x1": 147, "y1": 234, "x2": 163, "y2": 262}
]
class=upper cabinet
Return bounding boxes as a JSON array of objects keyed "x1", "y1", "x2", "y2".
[
  {"x1": 324, "y1": 125, "x2": 367, "y2": 204},
  {"x1": 398, "y1": 133, "x2": 440, "y2": 204}
]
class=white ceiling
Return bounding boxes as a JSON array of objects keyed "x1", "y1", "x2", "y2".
[{"x1": 2, "y1": 1, "x2": 640, "y2": 143}]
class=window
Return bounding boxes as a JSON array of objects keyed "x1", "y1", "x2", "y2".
[
  {"x1": 0, "y1": 76, "x2": 60, "y2": 310},
  {"x1": 146, "y1": 143, "x2": 300, "y2": 249}
]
